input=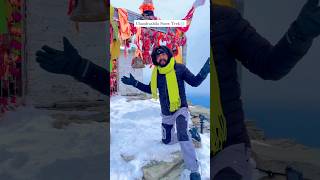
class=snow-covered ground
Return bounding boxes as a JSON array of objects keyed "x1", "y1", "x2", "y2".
[
  {"x1": 0, "y1": 96, "x2": 210, "y2": 180},
  {"x1": 110, "y1": 96, "x2": 210, "y2": 180},
  {"x1": 0, "y1": 105, "x2": 108, "y2": 180}
]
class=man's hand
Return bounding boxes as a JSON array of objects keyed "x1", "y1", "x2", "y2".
[
  {"x1": 121, "y1": 74, "x2": 137, "y2": 86},
  {"x1": 293, "y1": 0, "x2": 320, "y2": 40},
  {"x1": 36, "y1": 37, "x2": 87, "y2": 78}
]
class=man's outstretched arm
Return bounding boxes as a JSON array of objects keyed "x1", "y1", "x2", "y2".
[
  {"x1": 229, "y1": 0, "x2": 320, "y2": 80},
  {"x1": 121, "y1": 74, "x2": 151, "y2": 94},
  {"x1": 183, "y1": 58, "x2": 210, "y2": 87},
  {"x1": 36, "y1": 37, "x2": 109, "y2": 95},
  {"x1": 75, "y1": 60, "x2": 109, "y2": 95}
]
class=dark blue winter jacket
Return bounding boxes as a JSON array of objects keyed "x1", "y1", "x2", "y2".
[
  {"x1": 134, "y1": 63, "x2": 209, "y2": 116},
  {"x1": 212, "y1": 5, "x2": 313, "y2": 148},
  {"x1": 76, "y1": 60, "x2": 109, "y2": 95}
]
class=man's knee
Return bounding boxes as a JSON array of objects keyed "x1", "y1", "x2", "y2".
[
  {"x1": 176, "y1": 115, "x2": 189, "y2": 141},
  {"x1": 162, "y1": 123, "x2": 173, "y2": 144}
]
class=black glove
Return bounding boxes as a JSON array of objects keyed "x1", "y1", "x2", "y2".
[
  {"x1": 290, "y1": 0, "x2": 320, "y2": 40},
  {"x1": 121, "y1": 73, "x2": 138, "y2": 87},
  {"x1": 36, "y1": 37, "x2": 88, "y2": 78},
  {"x1": 199, "y1": 57, "x2": 210, "y2": 77}
]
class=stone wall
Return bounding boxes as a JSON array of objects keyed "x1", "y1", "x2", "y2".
[{"x1": 118, "y1": 48, "x2": 143, "y2": 96}]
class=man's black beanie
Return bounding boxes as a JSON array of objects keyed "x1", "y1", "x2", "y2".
[{"x1": 151, "y1": 45, "x2": 173, "y2": 66}]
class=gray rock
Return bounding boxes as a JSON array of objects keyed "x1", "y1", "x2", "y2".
[
  {"x1": 142, "y1": 152, "x2": 183, "y2": 180},
  {"x1": 120, "y1": 154, "x2": 135, "y2": 162},
  {"x1": 246, "y1": 121, "x2": 265, "y2": 140},
  {"x1": 251, "y1": 140, "x2": 320, "y2": 180},
  {"x1": 189, "y1": 106, "x2": 209, "y2": 119},
  {"x1": 246, "y1": 122, "x2": 320, "y2": 180}
]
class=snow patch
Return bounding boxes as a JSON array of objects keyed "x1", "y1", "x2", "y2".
[
  {"x1": 0, "y1": 105, "x2": 108, "y2": 180},
  {"x1": 110, "y1": 96, "x2": 210, "y2": 180}
]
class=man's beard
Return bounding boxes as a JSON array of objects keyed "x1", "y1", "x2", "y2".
[{"x1": 159, "y1": 59, "x2": 168, "y2": 67}]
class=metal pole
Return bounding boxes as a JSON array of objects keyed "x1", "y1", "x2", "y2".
[{"x1": 200, "y1": 114, "x2": 205, "y2": 134}]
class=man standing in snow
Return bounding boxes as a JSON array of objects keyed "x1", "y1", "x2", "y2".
[{"x1": 121, "y1": 46, "x2": 210, "y2": 180}]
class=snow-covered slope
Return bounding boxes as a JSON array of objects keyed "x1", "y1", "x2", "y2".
[
  {"x1": 0, "y1": 105, "x2": 108, "y2": 180},
  {"x1": 0, "y1": 96, "x2": 210, "y2": 180},
  {"x1": 110, "y1": 96, "x2": 210, "y2": 180}
]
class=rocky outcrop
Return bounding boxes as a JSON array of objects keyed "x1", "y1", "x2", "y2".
[
  {"x1": 44, "y1": 100, "x2": 109, "y2": 129},
  {"x1": 142, "y1": 153, "x2": 184, "y2": 180},
  {"x1": 252, "y1": 139, "x2": 320, "y2": 180},
  {"x1": 247, "y1": 121, "x2": 320, "y2": 180}
]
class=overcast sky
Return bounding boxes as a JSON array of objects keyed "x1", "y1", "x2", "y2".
[{"x1": 111, "y1": 0, "x2": 210, "y2": 96}]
